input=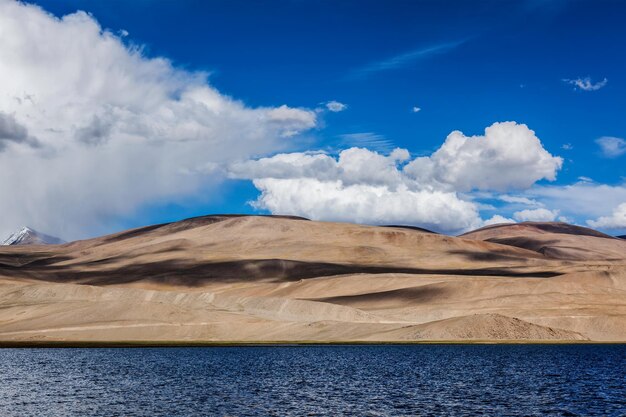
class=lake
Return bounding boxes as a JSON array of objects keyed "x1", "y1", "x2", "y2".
[{"x1": 0, "y1": 345, "x2": 624, "y2": 416}]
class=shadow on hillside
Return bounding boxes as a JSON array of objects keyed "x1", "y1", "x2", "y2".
[
  {"x1": 3, "y1": 257, "x2": 562, "y2": 287},
  {"x1": 310, "y1": 285, "x2": 450, "y2": 307}
]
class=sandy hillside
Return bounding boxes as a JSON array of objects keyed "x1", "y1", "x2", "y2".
[
  {"x1": 0, "y1": 215, "x2": 624, "y2": 343},
  {"x1": 461, "y1": 222, "x2": 626, "y2": 260}
]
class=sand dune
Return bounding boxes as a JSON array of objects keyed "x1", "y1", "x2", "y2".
[{"x1": 0, "y1": 215, "x2": 624, "y2": 343}]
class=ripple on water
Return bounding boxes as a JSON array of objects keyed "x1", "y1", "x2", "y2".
[{"x1": 0, "y1": 345, "x2": 624, "y2": 417}]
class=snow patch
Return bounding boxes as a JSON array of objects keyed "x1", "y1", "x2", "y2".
[{"x1": 2, "y1": 227, "x2": 65, "y2": 245}]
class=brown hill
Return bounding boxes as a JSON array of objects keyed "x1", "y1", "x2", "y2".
[
  {"x1": 371, "y1": 314, "x2": 587, "y2": 341},
  {"x1": 460, "y1": 222, "x2": 626, "y2": 261},
  {"x1": 0, "y1": 216, "x2": 624, "y2": 343}
]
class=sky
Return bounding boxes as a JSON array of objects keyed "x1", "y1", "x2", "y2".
[{"x1": 1, "y1": 0, "x2": 626, "y2": 239}]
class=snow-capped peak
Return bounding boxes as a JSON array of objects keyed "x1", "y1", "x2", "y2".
[{"x1": 2, "y1": 226, "x2": 65, "y2": 246}]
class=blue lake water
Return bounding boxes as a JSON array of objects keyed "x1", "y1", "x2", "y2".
[{"x1": 0, "y1": 345, "x2": 624, "y2": 416}]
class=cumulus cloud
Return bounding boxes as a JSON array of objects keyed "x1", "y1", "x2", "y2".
[
  {"x1": 229, "y1": 148, "x2": 412, "y2": 188},
  {"x1": 404, "y1": 122, "x2": 562, "y2": 191},
  {"x1": 229, "y1": 122, "x2": 562, "y2": 233},
  {"x1": 563, "y1": 77, "x2": 608, "y2": 91},
  {"x1": 482, "y1": 215, "x2": 515, "y2": 226},
  {"x1": 251, "y1": 178, "x2": 481, "y2": 232},
  {"x1": 230, "y1": 148, "x2": 481, "y2": 233},
  {"x1": 513, "y1": 208, "x2": 559, "y2": 222},
  {"x1": 587, "y1": 203, "x2": 626, "y2": 229},
  {"x1": 326, "y1": 101, "x2": 347, "y2": 112},
  {"x1": 0, "y1": 1, "x2": 317, "y2": 239},
  {"x1": 596, "y1": 136, "x2": 626, "y2": 158},
  {"x1": 412, "y1": 107, "x2": 421, "y2": 113}
]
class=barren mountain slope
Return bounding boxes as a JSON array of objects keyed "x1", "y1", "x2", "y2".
[
  {"x1": 0, "y1": 215, "x2": 560, "y2": 287},
  {"x1": 0, "y1": 216, "x2": 624, "y2": 343},
  {"x1": 461, "y1": 222, "x2": 626, "y2": 260}
]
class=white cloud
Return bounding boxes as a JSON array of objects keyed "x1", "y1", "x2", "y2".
[
  {"x1": 528, "y1": 183, "x2": 626, "y2": 219},
  {"x1": 326, "y1": 101, "x2": 347, "y2": 112},
  {"x1": 403, "y1": 121, "x2": 562, "y2": 192},
  {"x1": 561, "y1": 143, "x2": 573, "y2": 150},
  {"x1": 513, "y1": 208, "x2": 559, "y2": 222},
  {"x1": 498, "y1": 195, "x2": 543, "y2": 207},
  {"x1": 563, "y1": 77, "x2": 608, "y2": 91},
  {"x1": 230, "y1": 147, "x2": 412, "y2": 189},
  {"x1": 229, "y1": 121, "x2": 562, "y2": 233},
  {"x1": 0, "y1": 1, "x2": 317, "y2": 239},
  {"x1": 230, "y1": 148, "x2": 482, "y2": 233},
  {"x1": 251, "y1": 178, "x2": 481, "y2": 233},
  {"x1": 482, "y1": 215, "x2": 515, "y2": 226},
  {"x1": 587, "y1": 203, "x2": 626, "y2": 229},
  {"x1": 596, "y1": 136, "x2": 626, "y2": 158},
  {"x1": 229, "y1": 152, "x2": 339, "y2": 181},
  {"x1": 473, "y1": 182, "x2": 626, "y2": 230},
  {"x1": 412, "y1": 106, "x2": 421, "y2": 113}
]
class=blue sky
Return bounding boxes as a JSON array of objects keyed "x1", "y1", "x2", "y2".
[{"x1": 1, "y1": 0, "x2": 626, "y2": 238}]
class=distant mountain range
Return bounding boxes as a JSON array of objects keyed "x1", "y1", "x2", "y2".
[{"x1": 1, "y1": 227, "x2": 64, "y2": 246}]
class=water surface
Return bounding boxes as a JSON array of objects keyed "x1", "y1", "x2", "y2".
[{"x1": 0, "y1": 345, "x2": 624, "y2": 416}]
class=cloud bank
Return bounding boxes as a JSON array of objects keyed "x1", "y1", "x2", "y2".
[
  {"x1": 0, "y1": 0, "x2": 317, "y2": 239},
  {"x1": 229, "y1": 122, "x2": 563, "y2": 233}
]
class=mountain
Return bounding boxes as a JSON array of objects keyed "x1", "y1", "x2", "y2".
[
  {"x1": 460, "y1": 221, "x2": 626, "y2": 260},
  {"x1": 0, "y1": 215, "x2": 624, "y2": 343},
  {"x1": 1, "y1": 227, "x2": 64, "y2": 246},
  {"x1": 462, "y1": 221, "x2": 615, "y2": 239}
]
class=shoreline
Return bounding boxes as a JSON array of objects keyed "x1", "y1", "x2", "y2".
[{"x1": 0, "y1": 340, "x2": 624, "y2": 348}]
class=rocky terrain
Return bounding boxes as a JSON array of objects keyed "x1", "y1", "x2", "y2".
[{"x1": 0, "y1": 215, "x2": 624, "y2": 343}]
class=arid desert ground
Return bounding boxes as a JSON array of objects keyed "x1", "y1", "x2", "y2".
[{"x1": 0, "y1": 215, "x2": 625, "y2": 343}]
